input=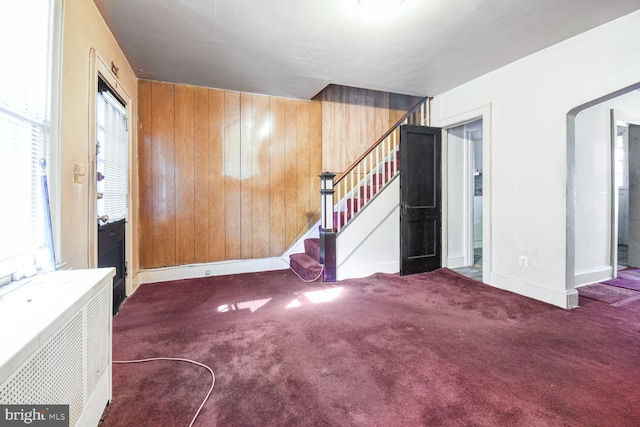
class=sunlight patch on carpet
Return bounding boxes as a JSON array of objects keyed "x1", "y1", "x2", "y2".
[
  {"x1": 217, "y1": 297, "x2": 272, "y2": 313},
  {"x1": 286, "y1": 287, "x2": 344, "y2": 309}
]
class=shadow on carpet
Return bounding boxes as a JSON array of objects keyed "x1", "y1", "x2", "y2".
[{"x1": 101, "y1": 268, "x2": 640, "y2": 427}]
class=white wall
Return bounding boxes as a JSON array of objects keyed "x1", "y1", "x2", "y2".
[
  {"x1": 574, "y1": 91, "x2": 640, "y2": 285},
  {"x1": 60, "y1": 0, "x2": 138, "y2": 289},
  {"x1": 336, "y1": 178, "x2": 400, "y2": 280},
  {"x1": 432, "y1": 10, "x2": 640, "y2": 308}
]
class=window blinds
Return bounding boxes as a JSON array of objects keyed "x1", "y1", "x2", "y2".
[
  {"x1": 96, "y1": 88, "x2": 128, "y2": 224},
  {"x1": 0, "y1": 0, "x2": 54, "y2": 280}
]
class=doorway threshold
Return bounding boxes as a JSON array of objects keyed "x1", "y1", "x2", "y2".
[{"x1": 452, "y1": 266, "x2": 483, "y2": 282}]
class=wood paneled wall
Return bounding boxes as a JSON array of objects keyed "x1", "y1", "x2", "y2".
[
  {"x1": 138, "y1": 80, "x2": 321, "y2": 269},
  {"x1": 318, "y1": 85, "x2": 422, "y2": 173}
]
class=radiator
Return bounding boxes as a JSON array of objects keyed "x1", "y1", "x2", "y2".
[{"x1": 0, "y1": 268, "x2": 115, "y2": 427}]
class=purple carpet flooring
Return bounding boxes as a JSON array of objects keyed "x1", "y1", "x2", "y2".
[
  {"x1": 602, "y1": 268, "x2": 640, "y2": 291},
  {"x1": 101, "y1": 268, "x2": 640, "y2": 426},
  {"x1": 577, "y1": 282, "x2": 640, "y2": 304}
]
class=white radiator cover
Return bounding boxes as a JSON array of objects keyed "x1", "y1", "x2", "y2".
[{"x1": 0, "y1": 268, "x2": 115, "y2": 427}]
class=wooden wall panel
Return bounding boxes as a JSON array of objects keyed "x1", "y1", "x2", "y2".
[
  {"x1": 251, "y1": 94, "x2": 271, "y2": 258},
  {"x1": 240, "y1": 93, "x2": 252, "y2": 259},
  {"x1": 193, "y1": 87, "x2": 210, "y2": 263},
  {"x1": 309, "y1": 99, "x2": 322, "y2": 222},
  {"x1": 284, "y1": 100, "x2": 299, "y2": 245},
  {"x1": 137, "y1": 80, "x2": 322, "y2": 268},
  {"x1": 269, "y1": 98, "x2": 287, "y2": 256},
  {"x1": 333, "y1": 87, "x2": 346, "y2": 174},
  {"x1": 137, "y1": 79, "x2": 421, "y2": 268},
  {"x1": 208, "y1": 89, "x2": 225, "y2": 262},
  {"x1": 137, "y1": 80, "x2": 153, "y2": 268},
  {"x1": 320, "y1": 84, "x2": 422, "y2": 173},
  {"x1": 224, "y1": 91, "x2": 241, "y2": 260},
  {"x1": 174, "y1": 84, "x2": 195, "y2": 265},
  {"x1": 296, "y1": 102, "x2": 310, "y2": 233},
  {"x1": 150, "y1": 81, "x2": 175, "y2": 267}
]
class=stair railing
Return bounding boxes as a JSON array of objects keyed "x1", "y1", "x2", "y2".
[{"x1": 329, "y1": 96, "x2": 430, "y2": 233}]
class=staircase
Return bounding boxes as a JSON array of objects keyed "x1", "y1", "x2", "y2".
[
  {"x1": 289, "y1": 237, "x2": 322, "y2": 281},
  {"x1": 289, "y1": 96, "x2": 430, "y2": 282}
]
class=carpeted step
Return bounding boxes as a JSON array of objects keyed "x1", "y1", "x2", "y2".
[
  {"x1": 290, "y1": 253, "x2": 323, "y2": 281},
  {"x1": 304, "y1": 238, "x2": 321, "y2": 263}
]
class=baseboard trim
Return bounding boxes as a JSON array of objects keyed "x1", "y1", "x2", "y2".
[
  {"x1": 447, "y1": 256, "x2": 466, "y2": 269},
  {"x1": 489, "y1": 272, "x2": 578, "y2": 309},
  {"x1": 574, "y1": 266, "x2": 612, "y2": 287},
  {"x1": 138, "y1": 258, "x2": 290, "y2": 284}
]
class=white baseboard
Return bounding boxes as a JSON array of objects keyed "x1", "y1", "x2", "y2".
[
  {"x1": 574, "y1": 266, "x2": 613, "y2": 287},
  {"x1": 138, "y1": 258, "x2": 290, "y2": 284},
  {"x1": 447, "y1": 255, "x2": 466, "y2": 269},
  {"x1": 489, "y1": 272, "x2": 578, "y2": 309}
]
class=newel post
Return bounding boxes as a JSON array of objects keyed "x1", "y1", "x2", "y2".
[{"x1": 320, "y1": 172, "x2": 336, "y2": 282}]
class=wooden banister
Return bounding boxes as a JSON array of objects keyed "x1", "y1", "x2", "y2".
[{"x1": 334, "y1": 96, "x2": 430, "y2": 184}]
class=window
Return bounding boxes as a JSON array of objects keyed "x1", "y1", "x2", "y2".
[
  {"x1": 96, "y1": 82, "x2": 129, "y2": 224},
  {"x1": 0, "y1": 0, "x2": 57, "y2": 285}
]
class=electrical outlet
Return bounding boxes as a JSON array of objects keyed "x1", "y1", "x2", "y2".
[{"x1": 519, "y1": 255, "x2": 528, "y2": 268}]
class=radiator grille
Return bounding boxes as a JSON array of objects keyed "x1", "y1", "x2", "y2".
[
  {"x1": 87, "y1": 285, "x2": 110, "y2": 397},
  {"x1": 0, "y1": 314, "x2": 84, "y2": 425},
  {"x1": 0, "y1": 277, "x2": 112, "y2": 427}
]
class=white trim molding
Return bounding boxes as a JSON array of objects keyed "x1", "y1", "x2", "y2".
[
  {"x1": 490, "y1": 272, "x2": 579, "y2": 309},
  {"x1": 138, "y1": 257, "x2": 290, "y2": 285},
  {"x1": 433, "y1": 103, "x2": 492, "y2": 285},
  {"x1": 574, "y1": 266, "x2": 613, "y2": 287}
]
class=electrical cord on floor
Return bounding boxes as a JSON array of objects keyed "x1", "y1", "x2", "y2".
[
  {"x1": 290, "y1": 264, "x2": 324, "y2": 283},
  {"x1": 112, "y1": 357, "x2": 215, "y2": 427}
]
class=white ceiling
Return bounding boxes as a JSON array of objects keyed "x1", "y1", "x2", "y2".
[{"x1": 94, "y1": 0, "x2": 640, "y2": 100}]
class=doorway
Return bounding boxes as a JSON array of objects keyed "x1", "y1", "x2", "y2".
[
  {"x1": 96, "y1": 77, "x2": 129, "y2": 314},
  {"x1": 615, "y1": 124, "x2": 629, "y2": 269},
  {"x1": 445, "y1": 119, "x2": 483, "y2": 281},
  {"x1": 610, "y1": 110, "x2": 640, "y2": 278},
  {"x1": 570, "y1": 88, "x2": 640, "y2": 290}
]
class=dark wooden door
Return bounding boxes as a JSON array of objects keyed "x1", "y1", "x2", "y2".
[
  {"x1": 98, "y1": 219, "x2": 126, "y2": 314},
  {"x1": 400, "y1": 125, "x2": 442, "y2": 275}
]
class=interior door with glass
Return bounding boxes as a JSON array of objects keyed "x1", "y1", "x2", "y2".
[{"x1": 96, "y1": 78, "x2": 128, "y2": 314}]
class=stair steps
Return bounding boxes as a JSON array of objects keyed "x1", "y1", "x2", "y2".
[
  {"x1": 333, "y1": 150, "x2": 401, "y2": 230},
  {"x1": 290, "y1": 238, "x2": 323, "y2": 281}
]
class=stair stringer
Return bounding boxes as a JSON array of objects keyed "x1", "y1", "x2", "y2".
[{"x1": 336, "y1": 177, "x2": 400, "y2": 280}]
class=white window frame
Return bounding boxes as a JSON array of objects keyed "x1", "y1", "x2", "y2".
[{"x1": 0, "y1": 0, "x2": 63, "y2": 294}]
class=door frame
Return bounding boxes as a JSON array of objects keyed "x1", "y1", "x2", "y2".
[
  {"x1": 433, "y1": 104, "x2": 492, "y2": 284},
  {"x1": 610, "y1": 109, "x2": 640, "y2": 277},
  {"x1": 89, "y1": 50, "x2": 134, "y2": 295}
]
